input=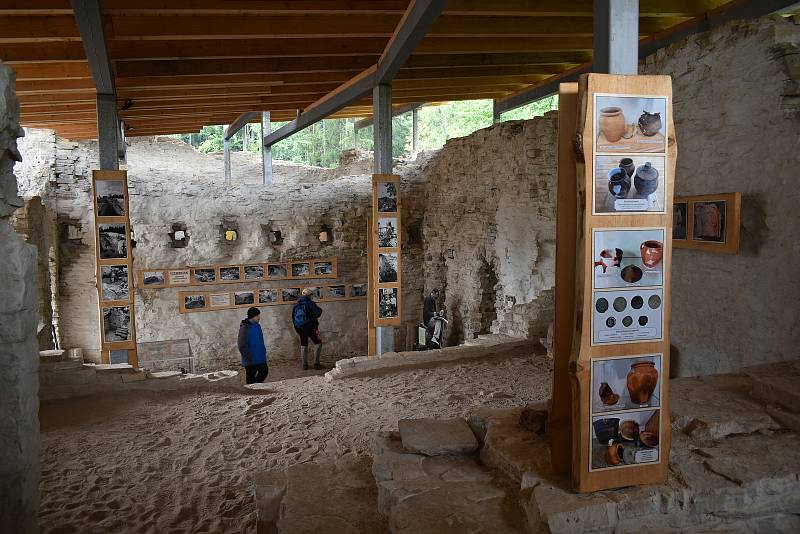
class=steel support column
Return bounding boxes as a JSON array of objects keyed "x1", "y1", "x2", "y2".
[
  {"x1": 261, "y1": 112, "x2": 272, "y2": 185},
  {"x1": 373, "y1": 83, "x2": 395, "y2": 355},
  {"x1": 354, "y1": 119, "x2": 359, "y2": 150},
  {"x1": 223, "y1": 124, "x2": 231, "y2": 182},
  {"x1": 594, "y1": 0, "x2": 639, "y2": 74},
  {"x1": 96, "y1": 93, "x2": 118, "y2": 170},
  {"x1": 412, "y1": 107, "x2": 419, "y2": 153}
]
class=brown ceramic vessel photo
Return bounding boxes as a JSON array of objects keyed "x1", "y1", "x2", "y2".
[
  {"x1": 604, "y1": 442, "x2": 624, "y2": 466},
  {"x1": 639, "y1": 240, "x2": 663, "y2": 269},
  {"x1": 599, "y1": 107, "x2": 625, "y2": 142},
  {"x1": 599, "y1": 382, "x2": 620, "y2": 405},
  {"x1": 626, "y1": 361, "x2": 659, "y2": 405}
]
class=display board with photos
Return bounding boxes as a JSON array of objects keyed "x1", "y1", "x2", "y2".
[
  {"x1": 178, "y1": 283, "x2": 368, "y2": 313},
  {"x1": 93, "y1": 170, "x2": 137, "y2": 366},
  {"x1": 371, "y1": 174, "x2": 402, "y2": 327},
  {"x1": 568, "y1": 74, "x2": 675, "y2": 493},
  {"x1": 672, "y1": 192, "x2": 741, "y2": 254},
  {"x1": 137, "y1": 257, "x2": 338, "y2": 289}
]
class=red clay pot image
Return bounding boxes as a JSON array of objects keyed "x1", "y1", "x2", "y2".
[
  {"x1": 626, "y1": 361, "x2": 659, "y2": 405},
  {"x1": 605, "y1": 442, "x2": 624, "y2": 465},
  {"x1": 599, "y1": 107, "x2": 625, "y2": 142},
  {"x1": 640, "y1": 240, "x2": 663, "y2": 269}
]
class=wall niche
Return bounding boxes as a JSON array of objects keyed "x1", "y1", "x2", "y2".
[
  {"x1": 168, "y1": 223, "x2": 189, "y2": 248},
  {"x1": 218, "y1": 219, "x2": 239, "y2": 246}
]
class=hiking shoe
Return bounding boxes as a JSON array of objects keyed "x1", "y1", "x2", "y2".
[
  {"x1": 313, "y1": 363, "x2": 324, "y2": 370},
  {"x1": 302, "y1": 364, "x2": 308, "y2": 370}
]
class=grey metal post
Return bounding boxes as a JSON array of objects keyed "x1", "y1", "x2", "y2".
[
  {"x1": 492, "y1": 99, "x2": 501, "y2": 124},
  {"x1": 373, "y1": 83, "x2": 395, "y2": 354},
  {"x1": 412, "y1": 107, "x2": 419, "y2": 153},
  {"x1": 353, "y1": 119, "x2": 359, "y2": 150},
  {"x1": 96, "y1": 93, "x2": 119, "y2": 170},
  {"x1": 593, "y1": 0, "x2": 639, "y2": 74},
  {"x1": 117, "y1": 119, "x2": 127, "y2": 165},
  {"x1": 223, "y1": 124, "x2": 231, "y2": 182},
  {"x1": 261, "y1": 112, "x2": 273, "y2": 185}
]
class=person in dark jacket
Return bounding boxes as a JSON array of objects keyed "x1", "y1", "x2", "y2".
[
  {"x1": 293, "y1": 288, "x2": 323, "y2": 370},
  {"x1": 238, "y1": 307, "x2": 268, "y2": 384}
]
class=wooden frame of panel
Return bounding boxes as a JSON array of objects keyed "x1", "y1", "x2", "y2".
[
  {"x1": 178, "y1": 284, "x2": 367, "y2": 314},
  {"x1": 673, "y1": 192, "x2": 741, "y2": 254},
  {"x1": 570, "y1": 74, "x2": 675, "y2": 493},
  {"x1": 372, "y1": 174, "x2": 402, "y2": 327},
  {"x1": 137, "y1": 268, "x2": 167, "y2": 289}
]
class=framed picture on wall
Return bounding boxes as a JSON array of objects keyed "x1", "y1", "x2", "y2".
[
  {"x1": 244, "y1": 264, "x2": 265, "y2": 280},
  {"x1": 102, "y1": 305, "x2": 131, "y2": 343},
  {"x1": 94, "y1": 179, "x2": 127, "y2": 217},
  {"x1": 219, "y1": 265, "x2": 242, "y2": 282},
  {"x1": 674, "y1": 193, "x2": 741, "y2": 254},
  {"x1": 193, "y1": 267, "x2": 217, "y2": 284},
  {"x1": 97, "y1": 223, "x2": 129, "y2": 259},
  {"x1": 267, "y1": 263, "x2": 289, "y2": 279},
  {"x1": 100, "y1": 265, "x2": 130, "y2": 302},
  {"x1": 672, "y1": 202, "x2": 688, "y2": 241}
]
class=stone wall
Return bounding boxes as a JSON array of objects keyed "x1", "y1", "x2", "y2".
[
  {"x1": 0, "y1": 61, "x2": 39, "y2": 534},
  {"x1": 422, "y1": 117, "x2": 557, "y2": 345},
  {"x1": 640, "y1": 16, "x2": 800, "y2": 376}
]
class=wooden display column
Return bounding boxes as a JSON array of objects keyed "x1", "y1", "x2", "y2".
[
  {"x1": 570, "y1": 74, "x2": 676, "y2": 492},
  {"x1": 370, "y1": 174, "x2": 402, "y2": 330}
]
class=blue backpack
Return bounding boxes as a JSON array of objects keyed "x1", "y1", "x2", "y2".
[{"x1": 292, "y1": 302, "x2": 310, "y2": 328}]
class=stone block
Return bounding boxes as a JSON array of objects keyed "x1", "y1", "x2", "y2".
[
  {"x1": 253, "y1": 471, "x2": 286, "y2": 534},
  {"x1": 398, "y1": 417, "x2": 479, "y2": 456},
  {"x1": 743, "y1": 360, "x2": 800, "y2": 414}
]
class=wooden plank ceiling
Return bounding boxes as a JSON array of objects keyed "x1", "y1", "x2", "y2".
[{"x1": 2, "y1": 0, "x2": 732, "y2": 140}]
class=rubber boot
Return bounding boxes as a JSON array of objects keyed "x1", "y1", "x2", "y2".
[
  {"x1": 313, "y1": 343, "x2": 322, "y2": 368},
  {"x1": 300, "y1": 345, "x2": 308, "y2": 370}
]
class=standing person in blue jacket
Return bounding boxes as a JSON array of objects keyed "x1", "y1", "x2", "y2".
[
  {"x1": 292, "y1": 288, "x2": 323, "y2": 370},
  {"x1": 238, "y1": 307, "x2": 268, "y2": 384}
]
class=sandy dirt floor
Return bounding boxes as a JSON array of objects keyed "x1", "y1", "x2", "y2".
[{"x1": 39, "y1": 348, "x2": 552, "y2": 534}]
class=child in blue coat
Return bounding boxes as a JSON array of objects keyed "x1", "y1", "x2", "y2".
[{"x1": 237, "y1": 307, "x2": 268, "y2": 384}]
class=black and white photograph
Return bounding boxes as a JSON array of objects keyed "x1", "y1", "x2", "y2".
[
  {"x1": 234, "y1": 291, "x2": 254, "y2": 305},
  {"x1": 378, "y1": 253, "x2": 398, "y2": 283},
  {"x1": 220, "y1": 266, "x2": 242, "y2": 281},
  {"x1": 95, "y1": 179, "x2": 126, "y2": 217},
  {"x1": 378, "y1": 217, "x2": 398, "y2": 248},
  {"x1": 98, "y1": 223, "x2": 128, "y2": 259},
  {"x1": 141, "y1": 270, "x2": 165, "y2": 288},
  {"x1": 184, "y1": 294, "x2": 206, "y2": 310},
  {"x1": 258, "y1": 289, "x2": 278, "y2": 304},
  {"x1": 268, "y1": 263, "x2": 288, "y2": 278},
  {"x1": 194, "y1": 268, "x2": 216, "y2": 284},
  {"x1": 291, "y1": 262, "x2": 310, "y2": 277},
  {"x1": 328, "y1": 285, "x2": 346, "y2": 299},
  {"x1": 350, "y1": 284, "x2": 367, "y2": 298},
  {"x1": 314, "y1": 261, "x2": 334, "y2": 276},
  {"x1": 282, "y1": 287, "x2": 301, "y2": 302},
  {"x1": 377, "y1": 181, "x2": 398, "y2": 212},
  {"x1": 102, "y1": 306, "x2": 131, "y2": 342},
  {"x1": 378, "y1": 287, "x2": 398, "y2": 318},
  {"x1": 308, "y1": 286, "x2": 323, "y2": 300},
  {"x1": 101, "y1": 265, "x2": 129, "y2": 301},
  {"x1": 245, "y1": 265, "x2": 264, "y2": 279}
]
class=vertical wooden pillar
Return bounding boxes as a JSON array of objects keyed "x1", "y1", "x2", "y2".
[
  {"x1": 373, "y1": 83, "x2": 395, "y2": 354},
  {"x1": 550, "y1": 82, "x2": 579, "y2": 474},
  {"x1": 262, "y1": 112, "x2": 273, "y2": 185},
  {"x1": 96, "y1": 93, "x2": 118, "y2": 170}
]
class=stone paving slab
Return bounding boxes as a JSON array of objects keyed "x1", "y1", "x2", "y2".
[
  {"x1": 398, "y1": 417, "x2": 479, "y2": 456},
  {"x1": 743, "y1": 359, "x2": 800, "y2": 413}
]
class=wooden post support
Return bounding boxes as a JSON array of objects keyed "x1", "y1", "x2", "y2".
[
  {"x1": 262, "y1": 112, "x2": 273, "y2": 185},
  {"x1": 570, "y1": 73, "x2": 675, "y2": 492},
  {"x1": 223, "y1": 124, "x2": 231, "y2": 182},
  {"x1": 550, "y1": 82, "x2": 579, "y2": 475}
]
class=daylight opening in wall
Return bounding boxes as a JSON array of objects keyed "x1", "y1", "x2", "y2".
[
  {"x1": 318, "y1": 224, "x2": 333, "y2": 243},
  {"x1": 225, "y1": 229, "x2": 238, "y2": 241},
  {"x1": 169, "y1": 223, "x2": 189, "y2": 248},
  {"x1": 269, "y1": 230, "x2": 283, "y2": 245}
]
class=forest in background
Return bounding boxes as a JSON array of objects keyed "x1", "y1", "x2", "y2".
[{"x1": 170, "y1": 96, "x2": 558, "y2": 168}]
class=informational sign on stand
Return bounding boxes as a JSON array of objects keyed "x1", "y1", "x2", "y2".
[
  {"x1": 567, "y1": 74, "x2": 676, "y2": 492},
  {"x1": 371, "y1": 174, "x2": 402, "y2": 327}
]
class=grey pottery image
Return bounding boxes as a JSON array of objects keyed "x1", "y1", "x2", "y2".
[
  {"x1": 638, "y1": 110, "x2": 663, "y2": 136},
  {"x1": 607, "y1": 167, "x2": 631, "y2": 199},
  {"x1": 593, "y1": 418, "x2": 620, "y2": 445},
  {"x1": 634, "y1": 162, "x2": 659, "y2": 196},
  {"x1": 619, "y1": 157, "x2": 635, "y2": 178}
]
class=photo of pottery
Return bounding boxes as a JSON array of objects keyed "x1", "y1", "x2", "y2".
[
  {"x1": 593, "y1": 228, "x2": 664, "y2": 289},
  {"x1": 594, "y1": 155, "x2": 666, "y2": 214},
  {"x1": 692, "y1": 200, "x2": 726, "y2": 243},
  {"x1": 592, "y1": 288, "x2": 663, "y2": 345},
  {"x1": 591, "y1": 409, "x2": 660, "y2": 471},
  {"x1": 591, "y1": 355, "x2": 662, "y2": 413},
  {"x1": 595, "y1": 95, "x2": 667, "y2": 154}
]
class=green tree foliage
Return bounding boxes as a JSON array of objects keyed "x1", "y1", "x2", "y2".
[{"x1": 170, "y1": 96, "x2": 557, "y2": 168}]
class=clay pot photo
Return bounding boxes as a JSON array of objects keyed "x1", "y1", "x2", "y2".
[
  {"x1": 627, "y1": 361, "x2": 659, "y2": 405},
  {"x1": 619, "y1": 157, "x2": 635, "y2": 178},
  {"x1": 639, "y1": 431, "x2": 659, "y2": 448},
  {"x1": 640, "y1": 240, "x2": 663, "y2": 269},
  {"x1": 620, "y1": 265, "x2": 643, "y2": 284},
  {"x1": 594, "y1": 247, "x2": 622, "y2": 273},
  {"x1": 599, "y1": 107, "x2": 626, "y2": 142},
  {"x1": 634, "y1": 162, "x2": 659, "y2": 196},
  {"x1": 605, "y1": 442, "x2": 624, "y2": 465},
  {"x1": 619, "y1": 420, "x2": 640, "y2": 441},
  {"x1": 593, "y1": 418, "x2": 619, "y2": 445},
  {"x1": 638, "y1": 110, "x2": 662, "y2": 136},
  {"x1": 607, "y1": 167, "x2": 631, "y2": 199},
  {"x1": 599, "y1": 382, "x2": 620, "y2": 405}
]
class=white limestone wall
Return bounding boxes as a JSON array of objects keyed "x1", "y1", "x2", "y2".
[
  {"x1": 641, "y1": 16, "x2": 800, "y2": 376},
  {"x1": 0, "y1": 61, "x2": 39, "y2": 534}
]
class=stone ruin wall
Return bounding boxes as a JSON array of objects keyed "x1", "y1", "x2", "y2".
[
  {"x1": 640, "y1": 16, "x2": 800, "y2": 376},
  {"x1": 421, "y1": 117, "x2": 557, "y2": 345}
]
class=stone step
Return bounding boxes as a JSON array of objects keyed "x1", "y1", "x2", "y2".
[
  {"x1": 39, "y1": 349, "x2": 65, "y2": 363},
  {"x1": 742, "y1": 359, "x2": 800, "y2": 414}
]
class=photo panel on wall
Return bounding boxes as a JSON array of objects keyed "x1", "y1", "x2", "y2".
[
  {"x1": 594, "y1": 155, "x2": 666, "y2": 214},
  {"x1": 220, "y1": 265, "x2": 242, "y2": 282},
  {"x1": 673, "y1": 203, "x2": 688, "y2": 241},
  {"x1": 377, "y1": 217, "x2": 399, "y2": 248},
  {"x1": 94, "y1": 179, "x2": 126, "y2": 217},
  {"x1": 591, "y1": 355, "x2": 662, "y2": 414},
  {"x1": 378, "y1": 287, "x2": 399, "y2": 319},
  {"x1": 168, "y1": 269, "x2": 191, "y2": 286},
  {"x1": 590, "y1": 409, "x2": 660, "y2": 471},
  {"x1": 193, "y1": 267, "x2": 217, "y2": 284},
  {"x1": 245, "y1": 264, "x2": 265, "y2": 280},
  {"x1": 377, "y1": 253, "x2": 399, "y2": 283},
  {"x1": 328, "y1": 285, "x2": 346, "y2": 300},
  {"x1": 267, "y1": 263, "x2": 289, "y2": 279},
  {"x1": 313, "y1": 260, "x2": 335, "y2": 277},
  {"x1": 291, "y1": 262, "x2": 310, "y2": 278},
  {"x1": 183, "y1": 293, "x2": 206, "y2": 311},
  {"x1": 593, "y1": 228, "x2": 665, "y2": 289},
  {"x1": 139, "y1": 269, "x2": 165, "y2": 289},
  {"x1": 97, "y1": 223, "x2": 128, "y2": 259},
  {"x1": 102, "y1": 305, "x2": 131, "y2": 343},
  {"x1": 101, "y1": 265, "x2": 130, "y2": 302},
  {"x1": 258, "y1": 288, "x2": 279, "y2": 305},
  {"x1": 209, "y1": 292, "x2": 232, "y2": 309},
  {"x1": 692, "y1": 200, "x2": 727, "y2": 243},
  {"x1": 594, "y1": 94, "x2": 668, "y2": 154},
  {"x1": 282, "y1": 287, "x2": 301, "y2": 302},
  {"x1": 376, "y1": 181, "x2": 398, "y2": 213},
  {"x1": 592, "y1": 288, "x2": 663, "y2": 345},
  {"x1": 234, "y1": 290, "x2": 255, "y2": 306}
]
